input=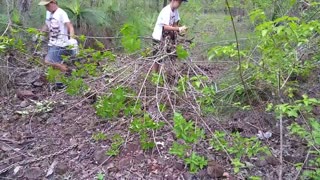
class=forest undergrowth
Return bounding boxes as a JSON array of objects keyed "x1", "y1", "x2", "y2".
[{"x1": 1, "y1": 0, "x2": 320, "y2": 179}]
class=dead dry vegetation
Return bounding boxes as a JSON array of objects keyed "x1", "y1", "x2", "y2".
[{"x1": 1, "y1": 0, "x2": 320, "y2": 180}]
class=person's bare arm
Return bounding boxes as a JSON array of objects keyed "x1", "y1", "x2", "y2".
[
  {"x1": 163, "y1": 23, "x2": 187, "y2": 33},
  {"x1": 65, "y1": 22, "x2": 75, "y2": 38},
  {"x1": 164, "y1": 20, "x2": 181, "y2": 31},
  {"x1": 163, "y1": 25, "x2": 180, "y2": 31}
]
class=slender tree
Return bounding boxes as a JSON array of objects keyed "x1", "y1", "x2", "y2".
[
  {"x1": 0, "y1": 0, "x2": 11, "y2": 96},
  {"x1": 163, "y1": 0, "x2": 168, "y2": 7}
]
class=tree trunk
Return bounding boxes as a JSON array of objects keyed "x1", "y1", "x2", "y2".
[
  {"x1": 272, "y1": 0, "x2": 282, "y2": 21},
  {"x1": 77, "y1": 16, "x2": 81, "y2": 29},
  {"x1": 0, "y1": 55, "x2": 9, "y2": 96},
  {"x1": 0, "y1": 0, "x2": 11, "y2": 96},
  {"x1": 18, "y1": 0, "x2": 31, "y2": 13},
  {"x1": 156, "y1": 0, "x2": 160, "y2": 12},
  {"x1": 163, "y1": 0, "x2": 168, "y2": 8},
  {"x1": 17, "y1": 0, "x2": 32, "y2": 24}
]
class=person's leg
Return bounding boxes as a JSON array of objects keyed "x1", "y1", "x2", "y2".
[
  {"x1": 45, "y1": 46, "x2": 69, "y2": 89},
  {"x1": 45, "y1": 46, "x2": 68, "y2": 72},
  {"x1": 152, "y1": 62, "x2": 160, "y2": 73},
  {"x1": 152, "y1": 40, "x2": 161, "y2": 73}
]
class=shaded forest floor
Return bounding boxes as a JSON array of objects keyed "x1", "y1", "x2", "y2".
[{"x1": 1, "y1": 51, "x2": 320, "y2": 180}]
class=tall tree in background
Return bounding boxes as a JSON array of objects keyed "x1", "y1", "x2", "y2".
[
  {"x1": 163, "y1": 0, "x2": 168, "y2": 7},
  {"x1": 0, "y1": 0, "x2": 11, "y2": 96},
  {"x1": 18, "y1": 0, "x2": 31, "y2": 14},
  {"x1": 17, "y1": 0, "x2": 32, "y2": 23}
]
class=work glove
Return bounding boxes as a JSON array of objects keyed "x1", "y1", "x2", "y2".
[
  {"x1": 32, "y1": 34, "x2": 45, "y2": 42},
  {"x1": 67, "y1": 38, "x2": 79, "y2": 55},
  {"x1": 179, "y1": 26, "x2": 188, "y2": 33},
  {"x1": 178, "y1": 26, "x2": 188, "y2": 36}
]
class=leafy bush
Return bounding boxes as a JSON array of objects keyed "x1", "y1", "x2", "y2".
[
  {"x1": 170, "y1": 113, "x2": 207, "y2": 173},
  {"x1": 173, "y1": 113, "x2": 205, "y2": 143},
  {"x1": 106, "y1": 134, "x2": 124, "y2": 156},
  {"x1": 120, "y1": 24, "x2": 141, "y2": 53},
  {"x1": 92, "y1": 131, "x2": 107, "y2": 142},
  {"x1": 130, "y1": 114, "x2": 164, "y2": 150},
  {"x1": 211, "y1": 131, "x2": 270, "y2": 173},
  {"x1": 271, "y1": 95, "x2": 320, "y2": 178},
  {"x1": 184, "y1": 152, "x2": 208, "y2": 173},
  {"x1": 95, "y1": 87, "x2": 133, "y2": 119}
]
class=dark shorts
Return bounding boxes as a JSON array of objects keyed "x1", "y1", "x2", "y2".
[
  {"x1": 46, "y1": 46, "x2": 71, "y2": 64},
  {"x1": 153, "y1": 39, "x2": 164, "y2": 64},
  {"x1": 153, "y1": 32, "x2": 177, "y2": 56}
]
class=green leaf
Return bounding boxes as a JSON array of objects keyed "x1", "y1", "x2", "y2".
[
  {"x1": 64, "y1": 77, "x2": 88, "y2": 96},
  {"x1": 231, "y1": 159, "x2": 245, "y2": 174},
  {"x1": 176, "y1": 45, "x2": 189, "y2": 60},
  {"x1": 0, "y1": 45, "x2": 6, "y2": 50},
  {"x1": 169, "y1": 142, "x2": 189, "y2": 158},
  {"x1": 46, "y1": 67, "x2": 62, "y2": 83},
  {"x1": 173, "y1": 113, "x2": 204, "y2": 143},
  {"x1": 249, "y1": 176, "x2": 262, "y2": 180},
  {"x1": 120, "y1": 24, "x2": 141, "y2": 53},
  {"x1": 96, "y1": 172, "x2": 105, "y2": 180},
  {"x1": 11, "y1": 9, "x2": 21, "y2": 25},
  {"x1": 106, "y1": 134, "x2": 124, "y2": 156},
  {"x1": 249, "y1": 9, "x2": 266, "y2": 23},
  {"x1": 95, "y1": 87, "x2": 130, "y2": 119},
  {"x1": 286, "y1": 109, "x2": 299, "y2": 118},
  {"x1": 262, "y1": 29, "x2": 268, "y2": 37},
  {"x1": 184, "y1": 152, "x2": 207, "y2": 173},
  {"x1": 92, "y1": 132, "x2": 107, "y2": 141}
]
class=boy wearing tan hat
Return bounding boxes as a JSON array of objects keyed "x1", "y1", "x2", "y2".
[{"x1": 39, "y1": 0, "x2": 75, "y2": 72}]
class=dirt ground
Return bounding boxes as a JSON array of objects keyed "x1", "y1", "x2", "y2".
[{"x1": 0, "y1": 57, "x2": 319, "y2": 180}]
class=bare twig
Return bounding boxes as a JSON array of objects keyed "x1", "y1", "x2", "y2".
[
  {"x1": 225, "y1": 0, "x2": 248, "y2": 100},
  {"x1": 294, "y1": 149, "x2": 311, "y2": 180},
  {"x1": 1, "y1": 0, "x2": 12, "y2": 37},
  {"x1": 279, "y1": 114, "x2": 284, "y2": 180},
  {"x1": 0, "y1": 143, "x2": 78, "y2": 174},
  {"x1": 277, "y1": 67, "x2": 283, "y2": 180}
]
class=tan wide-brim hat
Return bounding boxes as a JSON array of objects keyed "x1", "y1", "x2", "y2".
[{"x1": 38, "y1": 0, "x2": 54, "y2": 6}]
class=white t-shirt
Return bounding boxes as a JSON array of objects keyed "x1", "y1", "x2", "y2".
[
  {"x1": 45, "y1": 8, "x2": 70, "y2": 47},
  {"x1": 152, "y1": 4, "x2": 180, "y2": 41}
]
